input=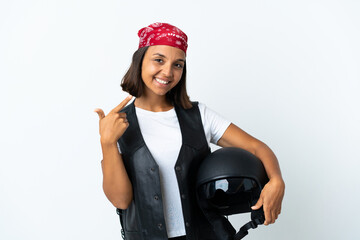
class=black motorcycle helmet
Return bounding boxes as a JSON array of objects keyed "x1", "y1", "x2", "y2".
[{"x1": 196, "y1": 147, "x2": 269, "y2": 240}]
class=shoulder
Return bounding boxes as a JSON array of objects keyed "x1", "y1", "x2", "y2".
[
  {"x1": 176, "y1": 101, "x2": 199, "y2": 112},
  {"x1": 191, "y1": 101, "x2": 199, "y2": 107},
  {"x1": 188, "y1": 101, "x2": 212, "y2": 117},
  {"x1": 196, "y1": 102, "x2": 211, "y2": 116},
  {"x1": 197, "y1": 102, "x2": 206, "y2": 110},
  {"x1": 197, "y1": 102, "x2": 231, "y2": 125}
]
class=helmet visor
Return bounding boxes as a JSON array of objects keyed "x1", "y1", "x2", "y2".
[{"x1": 199, "y1": 178, "x2": 260, "y2": 211}]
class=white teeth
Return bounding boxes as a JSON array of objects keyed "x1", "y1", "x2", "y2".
[{"x1": 155, "y1": 78, "x2": 169, "y2": 85}]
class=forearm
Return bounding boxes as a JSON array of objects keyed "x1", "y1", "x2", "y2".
[
  {"x1": 101, "y1": 141, "x2": 133, "y2": 209},
  {"x1": 251, "y1": 141, "x2": 285, "y2": 225},
  {"x1": 217, "y1": 123, "x2": 284, "y2": 181},
  {"x1": 253, "y1": 142, "x2": 283, "y2": 181}
]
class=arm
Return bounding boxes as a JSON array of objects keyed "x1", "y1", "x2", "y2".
[
  {"x1": 217, "y1": 123, "x2": 285, "y2": 225},
  {"x1": 95, "y1": 96, "x2": 134, "y2": 209},
  {"x1": 101, "y1": 142, "x2": 133, "y2": 209}
]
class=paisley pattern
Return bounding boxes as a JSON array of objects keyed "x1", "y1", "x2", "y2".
[{"x1": 137, "y1": 22, "x2": 188, "y2": 53}]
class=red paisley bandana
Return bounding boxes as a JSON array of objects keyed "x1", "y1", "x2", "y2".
[{"x1": 138, "y1": 22, "x2": 188, "y2": 54}]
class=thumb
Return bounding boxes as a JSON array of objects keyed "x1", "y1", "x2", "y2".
[
  {"x1": 251, "y1": 198, "x2": 263, "y2": 210},
  {"x1": 94, "y1": 108, "x2": 105, "y2": 119}
]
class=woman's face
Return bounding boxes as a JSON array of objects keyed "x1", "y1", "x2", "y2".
[{"x1": 141, "y1": 45, "x2": 186, "y2": 97}]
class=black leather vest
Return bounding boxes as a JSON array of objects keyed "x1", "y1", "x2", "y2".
[{"x1": 116, "y1": 101, "x2": 217, "y2": 240}]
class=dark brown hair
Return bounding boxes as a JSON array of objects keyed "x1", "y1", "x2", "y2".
[{"x1": 121, "y1": 46, "x2": 192, "y2": 109}]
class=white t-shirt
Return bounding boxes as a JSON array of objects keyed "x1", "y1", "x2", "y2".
[{"x1": 118, "y1": 102, "x2": 231, "y2": 238}]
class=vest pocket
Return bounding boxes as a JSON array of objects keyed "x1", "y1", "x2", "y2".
[{"x1": 123, "y1": 200, "x2": 139, "y2": 232}]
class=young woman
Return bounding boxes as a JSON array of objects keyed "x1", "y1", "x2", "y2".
[{"x1": 95, "y1": 22, "x2": 285, "y2": 240}]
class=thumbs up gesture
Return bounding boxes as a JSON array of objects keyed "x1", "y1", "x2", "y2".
[{"x1": 94, "y1": 95, "x2": 133, "y2": 145}]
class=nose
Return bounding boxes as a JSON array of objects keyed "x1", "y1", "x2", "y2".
[{"x1": 161, "y1": 63, "x2": 173, "y2": 78}]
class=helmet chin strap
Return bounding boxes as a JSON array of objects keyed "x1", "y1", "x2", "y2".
[
  {"x1": 197, "y1": 196, "x2": 236, "y2": 240},
  {"x1": 234, "y1": 207, "x2": 265, "y2": 240},
  {"x1": 198, "y1": 195, "x2": 266, "y2": 240}
]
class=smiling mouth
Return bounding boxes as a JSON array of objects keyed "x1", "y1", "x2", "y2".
[{"x1": 155, "y1": 78, "x2": 170, "y2": 85}]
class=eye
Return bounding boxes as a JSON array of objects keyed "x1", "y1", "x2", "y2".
[
  {"x1": 174, "y1": 63, "x2": 184, "y2": 69},
  {"x1": 154, "y1": 58, "x2": 163, "y2": 63}
]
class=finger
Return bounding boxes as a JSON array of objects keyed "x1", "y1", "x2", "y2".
[
  {"x1": 94, "y1": 108, "x2": 105, "y2": 119},
  {"x1": 275, "y1": 207, "x2": 281, "y2": 221},
  {"x1": 251, "y1": 198, "x2": 263, "y2": 210},
  {"x1": 117, "y1": 117, "x2": 128, "y2": 123},
  {"x1": 115, "y1": 112, "x2": 127, "y2": 118},
  {"x1": 110, "y1": 95, "x2": 133, "y2": 113},
  {"x1": 271, "y1": 210, "x2": 277, "y2": 224},
  {"x1": 263, "y1": 204, "x2": 271, "y2": 226},
  {"x1": 114, "y1": 113, "x2": 128, "y2": 123}
]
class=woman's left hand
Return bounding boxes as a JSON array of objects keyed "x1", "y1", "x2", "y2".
[{"x1": 251, "y1": 177, "x2": 285, "y2": 225}]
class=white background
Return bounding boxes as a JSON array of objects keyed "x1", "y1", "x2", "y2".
[{"x1": 1, "y1": 0, "x2": 359, "y2": 239}]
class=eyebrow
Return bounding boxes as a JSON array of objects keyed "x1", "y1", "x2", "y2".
[{"x1": 153, "y1": 53, "x2": 185, "y2": 62}]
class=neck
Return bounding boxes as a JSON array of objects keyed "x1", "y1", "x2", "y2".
[{"x1": 134, "y1": 94, "x2": 173, "y2": 112}]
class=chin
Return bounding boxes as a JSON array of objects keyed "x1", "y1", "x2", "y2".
[{"x1": 156, "y1": 91, "x2": 169, "y2": 96}]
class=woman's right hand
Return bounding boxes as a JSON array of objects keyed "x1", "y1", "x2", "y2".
[{"x1": 94, "y1": 95, "x2": 133, "y2": 145}]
